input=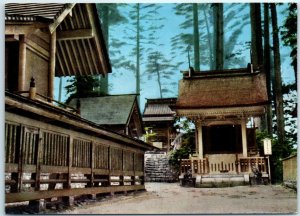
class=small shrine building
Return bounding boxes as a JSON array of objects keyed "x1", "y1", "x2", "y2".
[{"x1": 173, "y1": 67, "x2": 270, "y2": 187}]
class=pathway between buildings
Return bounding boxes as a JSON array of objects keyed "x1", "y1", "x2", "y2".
[{"x1": 62, "y1": 182, "x2": 297, "y2": 214}]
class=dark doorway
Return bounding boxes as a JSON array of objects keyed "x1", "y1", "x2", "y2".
[
  {"x1": 203, "y1": 125, "x2": 242, "y2": 154},
  {"x1": 5, "y1": 41, "x2": 19, "y2": 92}
]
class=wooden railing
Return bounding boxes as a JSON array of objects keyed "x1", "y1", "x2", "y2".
[
  {"x1": 5, "y1": 120, "x2": 145, "y2": 204},
  {"x1": 180, "y1": 158, "x2": 209, "y2": 175},
  {"x1": 180, "y1": 157, "x2": 268, "y2": 175},
  {"x1": 239, "y1": 157, "x2": 267, "y2": 173}
]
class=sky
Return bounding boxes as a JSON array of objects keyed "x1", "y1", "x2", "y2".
[{"x1": 54, "y1": 3, "x2": 296, "y2": 112}]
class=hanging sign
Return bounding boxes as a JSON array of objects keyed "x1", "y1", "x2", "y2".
[{"x1": 263, "y1": 138, "x2": 272, "y2": 155}]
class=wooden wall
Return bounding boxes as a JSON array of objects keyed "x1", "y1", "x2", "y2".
[
  {"x1": 5, "y1": 111, "x2": 145, "y2": 204},
  {"x1": 282, "y1": 155, "x2": 297, "y2": 182}
]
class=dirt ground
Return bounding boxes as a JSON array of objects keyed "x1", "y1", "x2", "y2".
[{"x1": 61, "y1": 182, "x2": 297, "y2": 214}]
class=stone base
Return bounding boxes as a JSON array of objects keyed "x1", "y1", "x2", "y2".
[
  {"x1": 28, "y1": 199, "x2": 45, "y2": 213},
  {"x1": 194, "y1": 174, "x2": 249, "y2": 188}
]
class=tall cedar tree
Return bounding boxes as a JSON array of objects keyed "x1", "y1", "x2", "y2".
[
  {"x1": 281, "y1": 3, "x2": 297, "y2": 85},
  {"x1": 97, "y1": 4, "x2": 127, "y2": 95},
  {"x1": 145, "y1": 51, "x2": 175, "y2": 98},
  {"x1": 213, "y1": 3, "x2": 224, "y2": 70},
  {"x1": 171, "y1": 4, "x2": 248, "y2": 71},
  {"x1": 270, "y1": 3, "x2": 285, "y2": 145},
  {"x1": 264, "y1": 3, "x2": 273, "y2": 135},
  {"x1": 250, "y1": 3, "x2": 263, "y2": 68},
  {"x1": 124, "y1": 4, "x2": 164, "y2": 106}
]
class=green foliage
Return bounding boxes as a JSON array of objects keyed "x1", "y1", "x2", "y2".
[
  {"x1": 65, "y1": 75, "x2": 102, "y2": 104},
  {"x1": 281, "y1": 3, "x2": 297, "y2": 78},
  {"x1": 168, "y1": 130, "x2": 195, "y2": 171},
  {"x1": 145, "y1": 51, "x2": 175, "y2": 97},
  {"x1": 256, "y1": 130, "x2": 295, "y2": 183}
]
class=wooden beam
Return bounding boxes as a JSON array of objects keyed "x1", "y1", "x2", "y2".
[
  {"x1": 18, "y1": 35, "x2": 26, "y2": 91},
  {"x1": 48, "y1": 31, "x2": 56, "y2": 100},
  {"x1": 5, "y1": 35, "x2": 19, "y2": 41},
  {"x1": 5, "y1": 23, "x2": 47, "y2": 35},
  {"x1": 71, "y1": 7, "x2": 89, "y2": 75},
  {"x1": 49, "y1": 3, "x2": 76, "y2": 34},
  {"x1": 85, "y1": 4, "x2": 108, "y2": 75},
  {"x1": 57, "y1": 29, "x2": 94, "y2": 40},
  {"x1": 6, "y1": 185, "x2": 145, "y2": 203},
  {"x1": 26, "y1": 39, "x2": 49, "y2": 60}
]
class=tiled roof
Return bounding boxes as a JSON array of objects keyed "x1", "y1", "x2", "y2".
[
  {"x1": 143, "y1": 116, "x2": 174, "y2": 122},
  {"x1": 68, "y1": 95, "x2": 137, "y2": 125},
  {"x1": 143, "y1": 98, "x2": 176, "y2": 123},
  {"x1": 175, "y1": 69, "x2": 268, "y2": 109}
]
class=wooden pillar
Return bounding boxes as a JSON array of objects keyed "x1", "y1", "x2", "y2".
[
  {"x1": 18, "y1": 35, "x2": 26, "y2": 92},
  {"x1": 48, "y1": 31, "x2": 56, "y2": 100},
  {"x1": 62, "y1": 135, "x2": 73, "y2": 206},
  {"x1": 196, "y1": 120, "x2": 203, "y2": 159},
  {"x1": 241, "y1": 118, "x2": 248, "y2": 157}
]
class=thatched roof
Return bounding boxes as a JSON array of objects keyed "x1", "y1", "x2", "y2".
[{"x1": 175, "y1": 69, "x2": 268, "y2": 109}]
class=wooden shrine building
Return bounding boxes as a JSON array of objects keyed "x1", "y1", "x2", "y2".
[
  {"x1": 143, "y1": 98, "x2": 177, "y2": 151},
  {"x1": 5, "y1": 3, "x2": 153, "y2": 210},
  {"x1": 173, "y1": 67, "x2": 270, "y2": 187},
  {"x1": 68, "y1": 95, "x2": 144, "y2": 139}
]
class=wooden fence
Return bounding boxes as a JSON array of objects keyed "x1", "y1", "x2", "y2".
[
  {"x1": 5, "y1": 119, "x2": 145, "y2": 205},
  {"x1": 180, "y1": 157, "x2": 269, "y2": 176}
]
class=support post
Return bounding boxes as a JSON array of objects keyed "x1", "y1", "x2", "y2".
[
  {"x1": 62, "y1": 135, "x2": 74, "y2": 206},
  {"x1": 48, "y1": 31, "x2": 56, "y2": 100},
  {"x1": 18, "y1": 35, "x2": 26, "y2": 92},
  {"x1": 196, "y1": 120, "x2": 203, "y2": 159},
  {"x1": 241, "y1": 118, "x2": 248, "y2": 157}
]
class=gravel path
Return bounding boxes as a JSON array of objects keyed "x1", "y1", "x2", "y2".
[{"x1": 62, "y1": 182, "x2": 297, "y2": 214}]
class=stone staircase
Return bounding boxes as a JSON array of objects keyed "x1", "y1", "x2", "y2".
[{"x1": 144, "y1": 152, "x2": 177, "y2": 182}]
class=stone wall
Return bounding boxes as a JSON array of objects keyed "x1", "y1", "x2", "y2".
[{"x1": 144, "y1": 151, "x2": 178, "y2": 182}]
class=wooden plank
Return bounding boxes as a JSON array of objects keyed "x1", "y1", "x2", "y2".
[
  {"x1": 57, "y1": 29, "x2": 94, "y2": 40},
  {"x1": 40, "y1": 165, "x2": 68, "y2": 173},
  {"x1": 57, "y1": 41, "x2": 71, "y2": 76},
  {"x1": 5, "y1": 24, "x2": 47, "y2": 35},
  {"x1": 70, "y1": 167, "x2": 91, "y2": 174},
  {"x1": 6, "y1": 185, "x2": 145, "y2": 203},
  {"x1": 67, "y1": 136, "x2": 73, "y2": 189},
  {"x1": 26, "y1": 39, "x2": 49, "y2": 59},
  {"x1": 48, "y1": 30, "x2": 56, "y2": 100},
  {"x1": 22, "y1": 164, "x2": 36, "y2": 173},
  {"x1": 18, "y1": 35, "x2": 26, "y2": 92},
  {"x1": 49, "y1": 3, "x2": 76, "y2": 34},
  {"x1": 85, "y1": 4, "x2": 108, "y2": 75},
  {"x1": 110, "y1": 171, "x2": 123, "y2": 176},
  {"x1": 93, "y1": 168, "x2": 109, "y2": 175},
  {"x1": 135, "y1": 171, "x2": 144, "y2": 176},
  {"x1": 123, "y1": 171, "x2": 135, "y2": 176},
  {"x1": 5, "y1": 163, "x2": 18, "y2": 173}
]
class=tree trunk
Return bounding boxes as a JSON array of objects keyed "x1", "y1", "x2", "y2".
[
  {"x1": 264, "y1": 3, "x2": 273, "y2": 135},
  {"x1": 136, "y1": 3, "x2": 141, "y2": 105},
  {"x1": 154, "y1": 55, "x2": 163, "y2": 98},
  {"x1": 58, "y1": 77, "x2": 62, "y2": 102},
  {"x1": 203, "y1": 6, "x2": 213, "y2": 70},
  {"x1": 193, "y1": 3, "x2": 200, "y2": 71},
  {"x1": 99, "y1": 5, "x2": 109, "y2": 95},
  {"x1": 213, "y1": 3, "x2": 224, "y2": 70},
  {"x1": 250, "y1": 3, "x2": 263, "y2": 68},
  {"x1": 270, "y1": 3, "x2": 285, "y2": 144}
]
